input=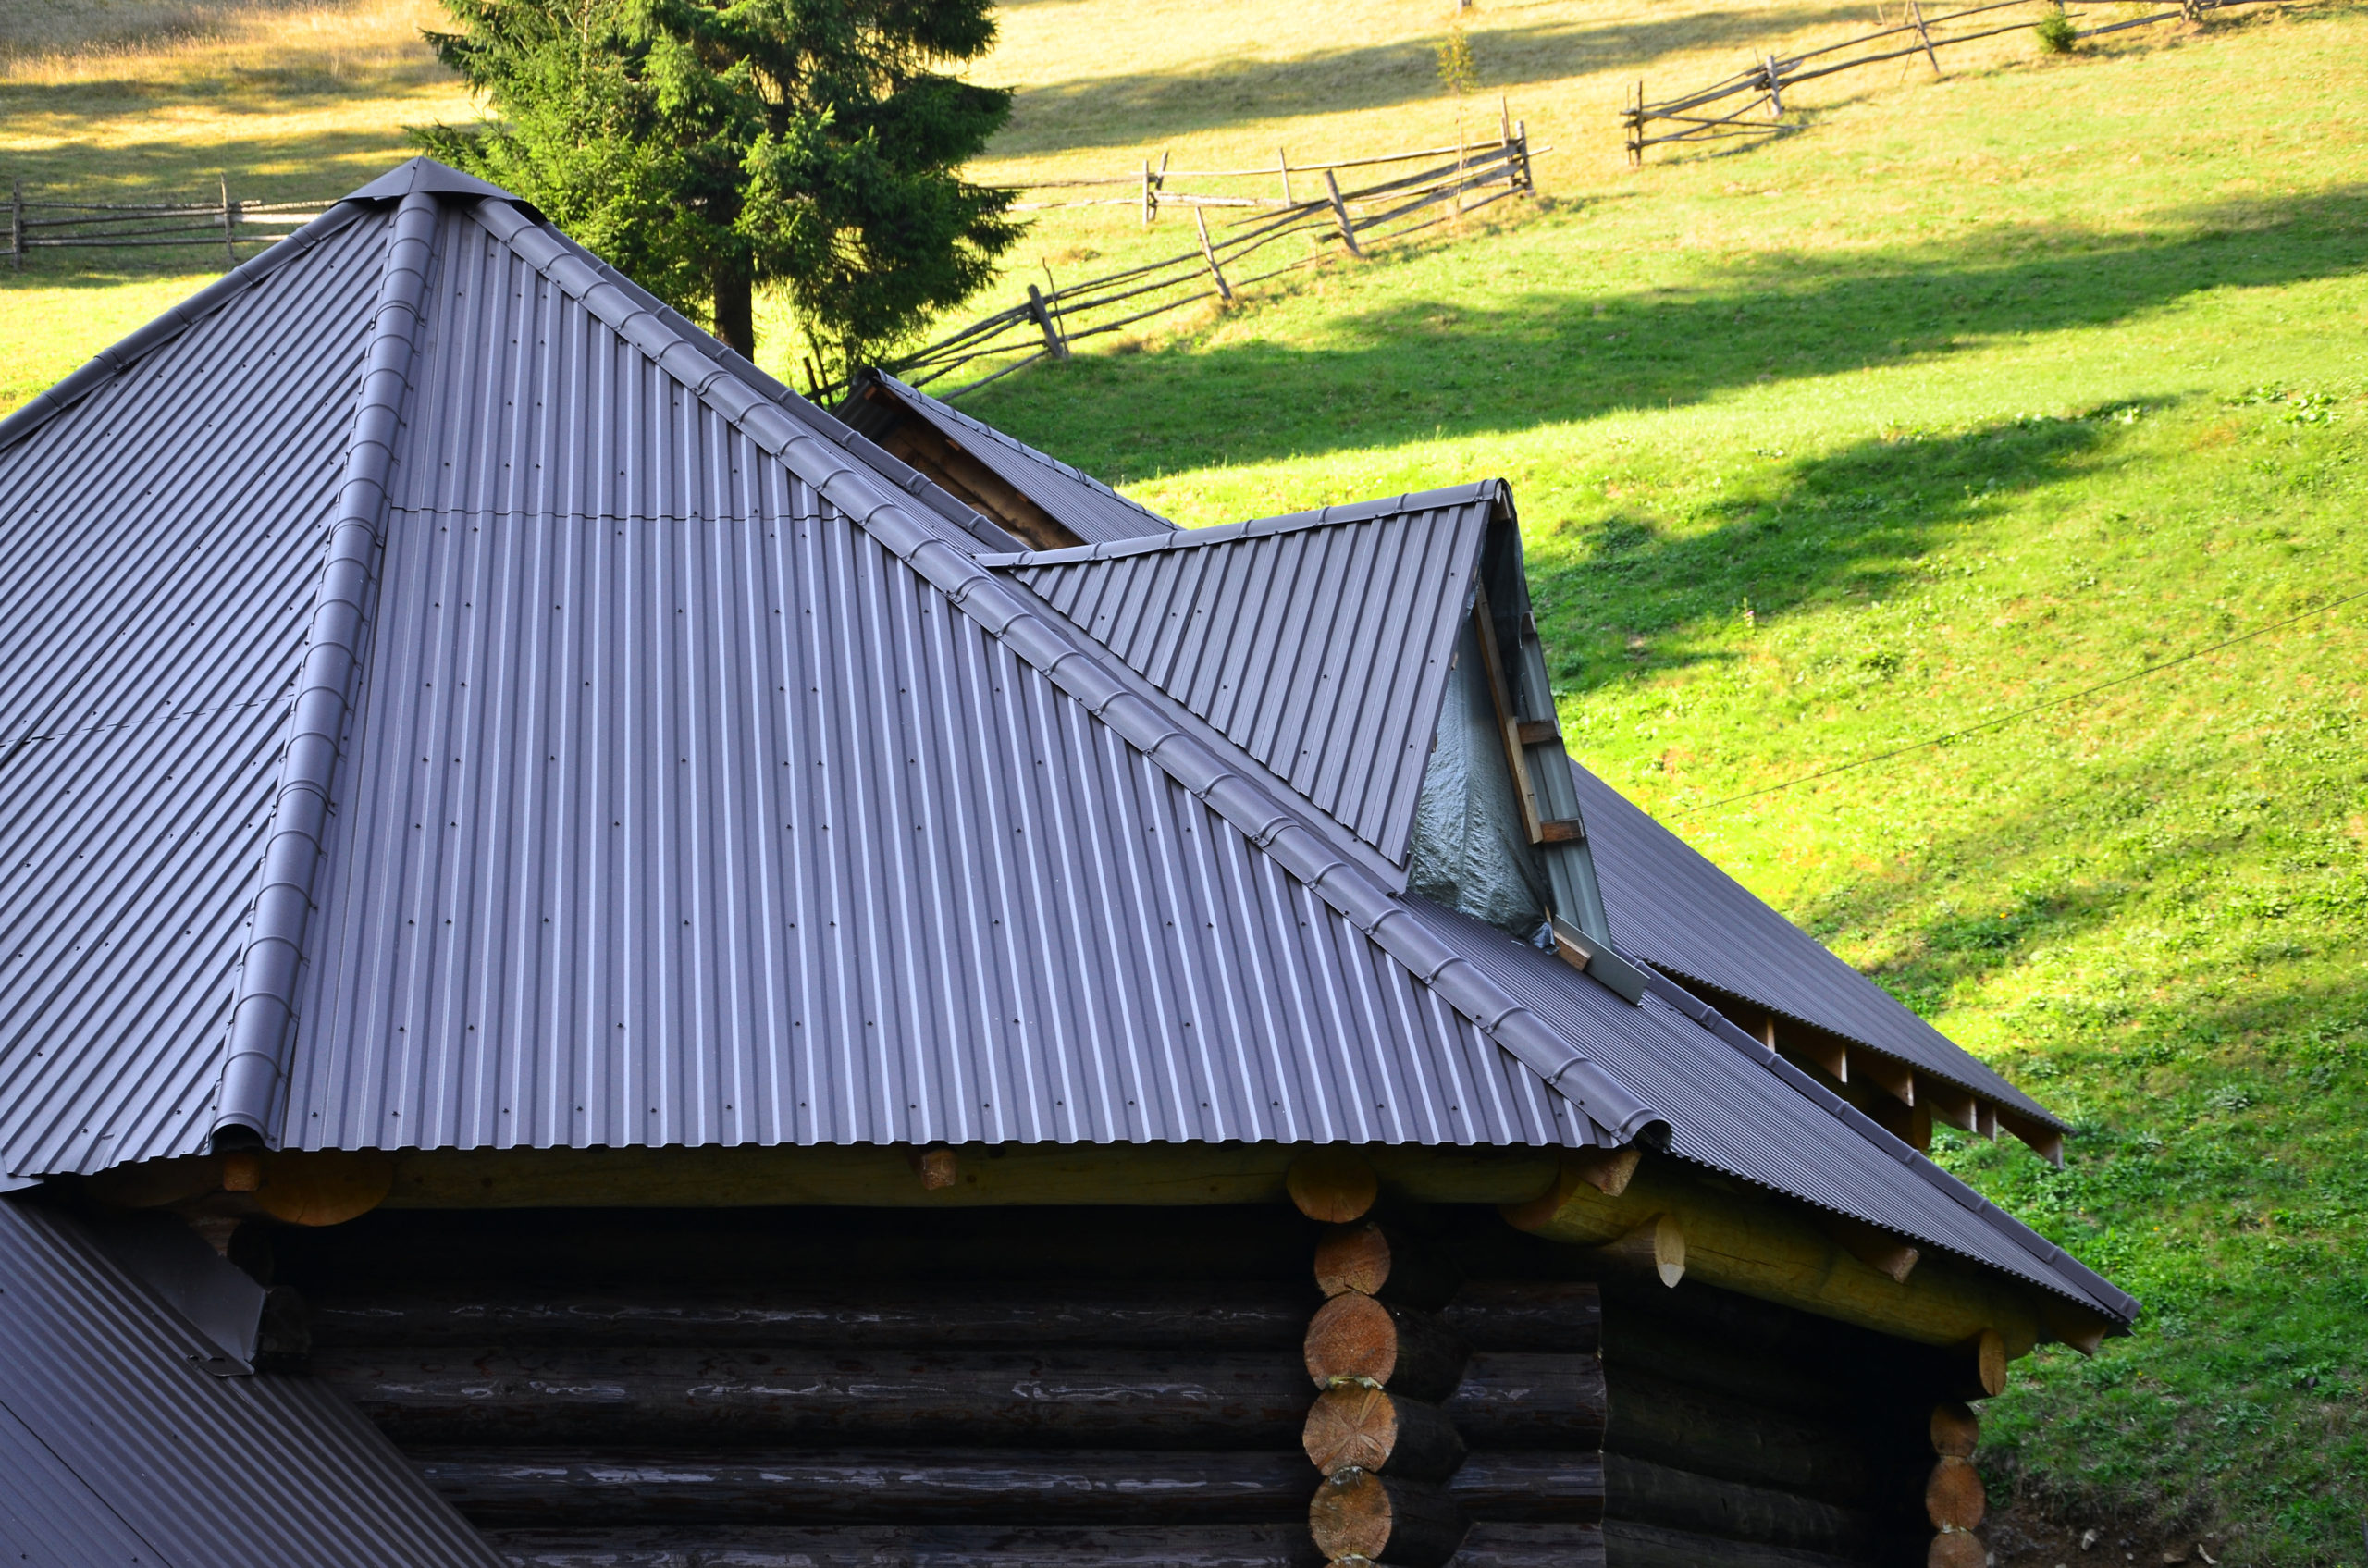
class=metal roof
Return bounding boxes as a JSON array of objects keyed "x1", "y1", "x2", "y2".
[
  {"x1": 990, "y1": 487, "x2": 1495, "y2": 864},
  {"x1": 0, "y1": 156, "x2": 2122, "y2": 1326},
  {"x1": 845, "y1": 370, "x2": 1180, "y2": 545},
  {"x1": 0, "y1": 1192, "x2": 500, "y2": 1567},
  {"x1": 1569, "y1": 761, "x2": 2064, "y2": 1129},
  {"x1": 1407, "y1": 904, "x2": 2136, "y2": 1323}
]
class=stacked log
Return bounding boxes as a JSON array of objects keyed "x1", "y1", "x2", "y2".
[
  {"x1": 280, "y1": 1193, "x2": 1993, "y2": 1568},
  {"x1": 1294, "y1": 1199, "x2": 1610, "y2": 1568},
  {"x1": 294, "y1": 1207, "x2": 1332, "y2": 1567},
  {"x1": 1925, "y1": 1402, "x2": 1986, "y2": 1568}
]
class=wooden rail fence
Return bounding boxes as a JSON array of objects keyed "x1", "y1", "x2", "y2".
[
  {"x1": 822, "y1": 115, "x2": 1543, "y2": 403},
  {"x1": 1623, "y1": 0, "x2": 2267, "y2": 163},
  {"x1": 5, "y1": 176, "x2": 335, "y2": 269}
]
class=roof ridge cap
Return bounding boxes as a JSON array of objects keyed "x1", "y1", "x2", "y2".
[{"x1": 208, "y1": 189, "x2": 444, "y2": 1150}]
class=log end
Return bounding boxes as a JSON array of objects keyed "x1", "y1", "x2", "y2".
[
  {"x1": 1925, "y1": 1455, "x2": 1986, "y2": 1532},
  {"x1": 1930, "y1": 1400, "x2": 1979, "y2": 1459},
  {"x1": 1316, "y1": 1222, "x2": 1393, "y2": 1299},
  {"x1": 1291, "y1": 1148, "x2": 1379, "y2": 1224},
  {"x1": 1929, "y1": 1527, "x2": 1988, "y2": 1568}
]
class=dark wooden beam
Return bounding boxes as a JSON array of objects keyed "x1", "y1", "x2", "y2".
[{"x1": 418, "y1": 1447, "x2": 1316, "y2": 1526}]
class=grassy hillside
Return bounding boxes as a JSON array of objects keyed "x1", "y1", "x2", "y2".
[
  {"x1": 5, "y1": 0, "x2": 2366, "y2": 1559},
  {"x1": 956, "y1": 9, "x2": 2368, "y2": 1562}
]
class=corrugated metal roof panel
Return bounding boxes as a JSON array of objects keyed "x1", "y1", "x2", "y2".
[
  {"x1": 994, "y1": 488, "x2": 1493, "y2": 863},
  {"x1": 1404, "y1": 903, "x2": 2135, "y2": 1320},
  {"x1": 0, "y1": 208, "x2": 395, "y2": 1177},
  {"x1": 0, "y1": 157, "x2": 2126, "y2": 1327},
  {"x1": 1571, "y1": 761, "x2": 2062, "y2": 1127},
  {"x1": 0, "y1": 1194, "x2": 500, "y2": 1567},
  {"x1": 275, "y1": 203, "x2": 1598, "y2": 1155},
  {"x1": 856, "y1": 371, "x2": 1179, "y2": 545}
]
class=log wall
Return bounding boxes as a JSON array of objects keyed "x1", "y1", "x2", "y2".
[{"x1": 272, "y1": 1203, "x2": 1980, "y2": 1568}]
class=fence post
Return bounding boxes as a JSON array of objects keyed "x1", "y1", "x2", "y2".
[
  {"x1": 1910, "y1": 0, "x2": 1942, "y2": 72},
  {"x1": 1515, "y1": 119, "x2": 1534, "y2": 195},
  {"x1": 1193, "y1": 208, "x2": 1233, "y2": 302},
  {"x1": 1025, "y1": 283, "x2": 1068, "y2": 359},
  {"x1": 1765, "y1": 54, "x2": 1785, "y2": 117},
  {"x1": 1627, "y1": 80, "x2": 1645, "y2": 167},
  {"x1": 1322, "y1": 170, "x2": 1365, "y2": 258},
  {"x1": 9, "y1": 178, "x2": 21, "y2": 272},
  {"x1": 1278, "y1": 148, "x2": 1293, "y2": 205},
  {"x1": 219, "y1": 172, "x2": 237, "y2": 267}
]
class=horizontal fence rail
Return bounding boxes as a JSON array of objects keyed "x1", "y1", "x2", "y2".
[
  {"x1": 1622, "y1": 0, "x2": 2269, "y2": 162},
  {"x1": 6, "y1": 176, "x2": 336, "y2": 269},
  {"x1": 826, "y1": 115, "x2": 1543, "y2": 403}
]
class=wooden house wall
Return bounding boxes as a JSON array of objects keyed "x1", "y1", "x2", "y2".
[{"x1": 263, "y1": 1204, "x2": 1973, "y2": 1568}]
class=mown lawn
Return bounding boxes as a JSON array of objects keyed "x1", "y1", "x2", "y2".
[{"x1": 6, "y1": 0, "x2": 2366, "y2": 1558}]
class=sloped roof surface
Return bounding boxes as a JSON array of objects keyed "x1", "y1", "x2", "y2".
[
  {"x1": 1408, "y1": 905, "x2": 2134, "y2": 1321},
  {"x1": 0, "y1": 158, "x2": 2120, "y2": 1325},
  {"x1": 0, "y1": 206, "x2": 396, "y2": 1177},
  {"x1": 0, "y1": 1193, "x2": 499, "y2": 1568},
  {"x1": 991, "y1": 488, "x2": 1493, "y2": 864},
  {"x1": 1569, "y1": 762, "x2": 2061, "y2": 1127},
  {"x1": 853, "y1": 371, "x2": 1179, "y2": 545}
]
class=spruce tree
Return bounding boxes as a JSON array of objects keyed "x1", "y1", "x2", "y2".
[{"x1": 414, "y1": 0, "x2": 1020, "y2": 381}]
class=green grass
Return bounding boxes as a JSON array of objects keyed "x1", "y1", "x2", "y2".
[
  {"x1": 956, "y1": 9, "x2": 2368, "y2": 1561},
  {"x1": 5, "y1": 0, "x2": 2366, "y2": 1556}
]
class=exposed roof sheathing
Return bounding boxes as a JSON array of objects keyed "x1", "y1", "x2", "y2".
[
  {"x1": 0, "y1": 157, "x2": 2125, "y2": 1328},
  {"x1": 993, "y1": 487, "x2": 1495, "y2": 864},
  {"x1": 0, "y1": 1194, "x2": 499, "y2": 1568},
  {"x1": 1570, "y1": 762, "x2": 2065, "y2": 1129},
  {"x1": 846, "y1": 371, "x2": 1180, "y2": 546}
]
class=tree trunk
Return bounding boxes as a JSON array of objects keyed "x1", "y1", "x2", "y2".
[{"x1": 711, "y1": 264, "x2": 755, "y2": 359}]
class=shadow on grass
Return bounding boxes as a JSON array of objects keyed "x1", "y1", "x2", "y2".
[
  {"x1": 968, "y1": 186, "x2": 2368, "y2": 475},
  {"x1": 993, "y1": 2, "x2": 1878, "y2": 157},
  {"x1": 1535, "y1": 407, "x2": 2114, "y2": 698}
]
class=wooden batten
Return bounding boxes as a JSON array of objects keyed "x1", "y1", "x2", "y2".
[
  {"x1": 1917, "y1": 1074, "x2": 1980, "y2": 1134},
  {"x1": 861, "y1": 391, "x2": 1082, "y2": 551},
  {"x1": 1996, "y1": 1105, "x2": 2066, "y2": 1167},
  {"x1": 1504, "y1": 1151, "x2": 2043, "y2": 1357},
  {"x1": 1820, "y1": 1213, "x2": 1919, "y2": 1285},
  {"x1": 1853, "y1": 1051, "x2": 1916, "y2": 1106}
]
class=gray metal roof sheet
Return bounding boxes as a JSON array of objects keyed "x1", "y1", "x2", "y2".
[
  {"x1": 853, "y1": 371, "x2": 1180, "y2": 545},
  {"x1": 0, "y1": 157, "x2": 2123, "y2": 1324},
  {"x1": 1405, "y1": 903, "x2": 2137, "y2": 1322},
  {"x1": 991, "y1": 487, "x2": 1495, "y2": 864},
  {"x1": 0, "y1": 205, "x2": 397, "y2": 1177},
  {"x1": 0, "y1": 1194, "x2": 500, "y2": 1567},
  {"x1": 1569, "y1": 761, "x2": 2063, "y2": 1128}
]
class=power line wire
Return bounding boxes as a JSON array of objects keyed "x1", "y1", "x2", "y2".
[{"x1": 1684, "y1": 586, "x2": 2368, "y2": 814}]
